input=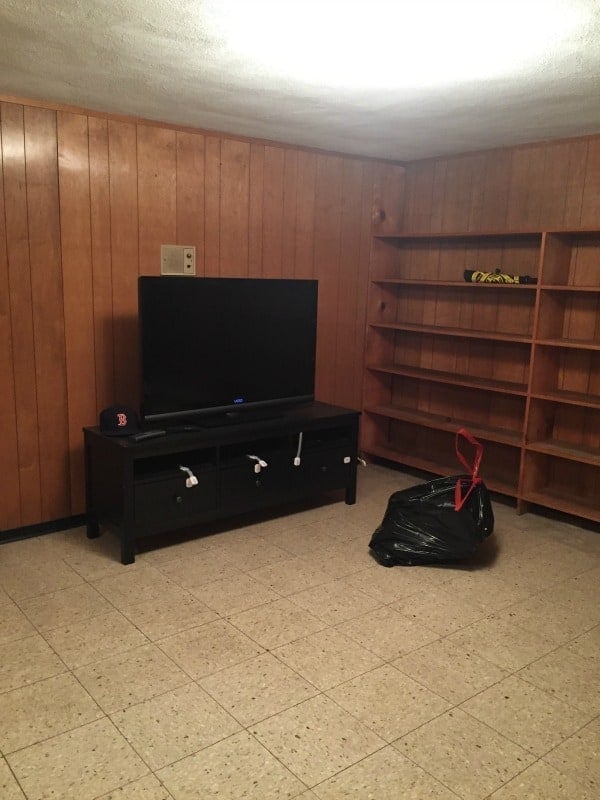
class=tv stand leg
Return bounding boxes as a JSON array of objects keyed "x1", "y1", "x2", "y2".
[
  {"x1": 345, "y1": 483, "x2": 357, "y2": 505},
  {"x1": 86, "y1": 518, "x2": 101, "y2": 539},
  {"x1": 120, "y1": 534, "x2": 136, "y2": 565}
]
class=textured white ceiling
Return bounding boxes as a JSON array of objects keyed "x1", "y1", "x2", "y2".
[{"x1": 1, "y1": 1, "x2": 600, "y2": 161}]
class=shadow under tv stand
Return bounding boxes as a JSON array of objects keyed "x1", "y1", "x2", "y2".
[{"x1": 84, "y1": 401, "x2": 360, "y2": 564}]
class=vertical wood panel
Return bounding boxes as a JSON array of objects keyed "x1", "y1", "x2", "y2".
[
  {"x1": 334, "y1": 159, "x2": 364, "y2": 408},
  {"x1": 88, "y1": 116, "x2": 115, "y2": 413},
  {"x1": 176, "y1": 131, "x2": 205, "y2": 273},
  {"x1": 261, "y1": 146, "x2": 285, "y2": 277},
  {"x1": 0, "y1": 111, "x2": 21, "y2": 529},
  {"x1": 248, "y1": 143, "x2": 265, "y2": 276},
  {"x1": 294, "y1": 150, "x2": 316, "y2": 278},
  {"x1": 137, "y1": 125, "x2": 176, "y2": 273},
  {"x1": 1, "y1": 102, "x2": 42, "y2": 525},
  {"x1": 313, "y1": 155, "x2": 343, "y2": 403},
  {"x1": 281, "y1": 149, "x2": 298, "y2": 278},
  {"x1": 24, "y1": 105, "x2": 70, "y2": 520},
  {"x1": 563, "y1": 140, "x2": 588, "y2": 228},
  {"x1": 57, "y1": 111, "x2": 96, "y2": 512},
  {"x1": 219, "y1": 138, "x2": 250, "y2": 275},
  {"x1": 479, "y1": 149, "x2": 511, "y2": 230},
  {"x1": 580, "y1": 137, "x2": 600, "y2": 229},
  {"x1": 108, "y1": 119, "x2": 139, "y2": 406},
  {"x1": 204, "y1": 136, "x2": 221, "y2": 275}
]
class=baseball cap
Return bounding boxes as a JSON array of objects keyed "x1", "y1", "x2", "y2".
[{"x1": 99, "y1": 405, "x2": 140, "y2": 436}]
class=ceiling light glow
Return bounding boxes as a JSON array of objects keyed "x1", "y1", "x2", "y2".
[{"x1": 205, "y1": 0, "x2": 588, "y2": 90}]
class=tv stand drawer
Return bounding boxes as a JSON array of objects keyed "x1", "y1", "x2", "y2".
[{"x1": 134, "y1": 469, "x2": 217, "y2": 530}]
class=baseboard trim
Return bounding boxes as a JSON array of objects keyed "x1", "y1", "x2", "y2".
[{"x1": 0, "y1": 515, "x2": 86, "y2": 545}]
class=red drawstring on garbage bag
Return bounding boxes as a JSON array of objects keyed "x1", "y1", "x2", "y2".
[{"x1": 454, "y1": 428, "x2": 484, "y2": 511}]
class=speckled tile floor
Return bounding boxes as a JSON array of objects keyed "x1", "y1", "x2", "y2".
[{"x1": 0, "y1": 465, "x2": 599, "y2": 800}]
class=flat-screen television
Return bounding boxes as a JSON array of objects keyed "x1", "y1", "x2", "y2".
[{"x1": 138, "y1": 276, "x2": 318, "y2": 425}]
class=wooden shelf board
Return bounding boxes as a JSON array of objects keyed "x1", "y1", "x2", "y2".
[
  {"x1": 364, "y1": 404, "x2": 522, "y2": 447},
  {"x1": 541, "y1": 285, "x2": 600, "y2": 293},
  {"x1": 530, "y1": 390, "x2": 600, "y2": 410},
  {"x1": 370, "y1": 321, "x2": 532, "y2": 344},
  {"x1": 535, "y1": 338, "x2": 600, "y2": 351},
  {"x1": 372, "y1": 279, "x2": 536, "y2": 290},
  {"x1": 520, "y1": 489, "x2": 600, "y2": 523},
  {"x1": 363, "y1": 443, "x2": 517, "y2": 498},
  {"x1": 366, "y1": 363, "x2": 528, "y2": 396},
  {"x1": 526, "y1": 440, "x2": 600, "y2": 466}
]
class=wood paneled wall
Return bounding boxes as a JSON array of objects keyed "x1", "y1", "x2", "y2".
[
  {"x1": 0, "y1": 99, "x2": 403, "y2": 529},
  {"x1": 399, "y1": 136, "x2": 600, "y2": 233}
]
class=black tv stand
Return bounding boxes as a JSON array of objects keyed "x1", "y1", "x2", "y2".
[{"x1": 84, "y1": 401, "x2": 359, "y2": 564}]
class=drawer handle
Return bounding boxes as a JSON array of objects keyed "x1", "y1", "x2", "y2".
[{"x1": 174, "y1": 495, "x2": 183, "y2": 504}]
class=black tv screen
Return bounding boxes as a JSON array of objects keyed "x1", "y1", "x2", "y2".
[{"x1": 139, "y1": 276, "x2": 318, "y2": 423}]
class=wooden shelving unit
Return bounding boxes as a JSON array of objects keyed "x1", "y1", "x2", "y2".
[{"x1": 362, "y1": 229, "x2": 600, "y2": 525}]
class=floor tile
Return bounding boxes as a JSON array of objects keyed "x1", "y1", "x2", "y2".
[
  {"x1": 393, "y1": 638, "x2": 509, "y2": 704},
  {"x1": 95, "y1": 774, "x2": 174, "y2": 799},
  {"x1": 6, "y1": 718, "x2": 148, "y2": 800},
  {"x1": 396, "y1": 708, "x2": 535, "y2": 800},
  {"x1": 211, "y1": 535, "x2": 290, "y2": 571},
  {"x1": 189, "y1": 572, "x2": 280, "y2": 616},
  {"x1": 543, "y1": 717, "x2": 600, "y2": 794},
  {"x1": 158, "y1": 730, "x2": 307, "y2": 799},
  {"x1": 393, "y1": 586, "x2": 488, "y2": 635},
  {"x1": 248, "y1": 556, "x2": 333, "y2": 595},
  {"x1": 489, "y1": 759, "x2": 596, "y2": 800},
  {"x1": 227, "y1": 598, "x2": 326, "y2": 649},
  {"x1": 111, "y1": 683, "x2": 240, "y2": 770},
  {"x1": 0, "y1": 758, "x2": 25, "y2": 800},
  {"x1": 273, "y1": 628, "x2": 383, "y2": 690},
  {"x1": 566, "y1": 625, "x2": 599, "y2": 663},
  {"x1": 44, "y1": 610, "x2": 148, "y2": 669},
  {"x1": 0, "y1": 558, "x2": 84, "y2": 602},
  {"x1": 251, "y1": 694, "x2": 385, "y2": 787},
  {"x1": 64, "y1": 537, "x2": 143, "y2": 581},
  {"x1": 157, "y1": 619, "x2": 263, "y2": 679},
  {"x1": 441, "y1": 571, "x2": 531, "y2": 612},
  {"x1": 92, "y1": 567, "x2": 184, "y2": 611},
  {"x1": 0, "y1": 671, "x2": 103, "y2": 753},
  {"x1": 492, "y1": 592, "x2": 598, "y2": 646},
  {"x1": 0, "y1": 598, "x2": 36, "y2": 644},
  {"x1": 343, "y1": 564, "x2": 440, "y2": 603},
  {"x1": 120, "y1": 590, "x2": 218, "y2": 641},
  {"x1": 157, "y1": 551, "x2": 241, "y2": 590},
  {"x1": 335, "y1": 606, "x2": 440, "y2": 660},
  {"x1": 0, "y1": 633, "x2": 66, "y2": 694},
  {"x1": 74, "y1": 644, "x2": 190, "y2": 713},
  {"x1": 199, "y1": 651, "x2": 318, "y2": 726},
  {"x1": 446, "y1": 615, "x2": 556, "y2": 671},
  {"x1": 19, "y1": 583, "x2": 113, "y2": 632},
  {"x1": 313, "y1": 745, "x2": 460, "y2": 799},
  {"x1": 287, "y1": 578, "x2": 381, "y2": 625},
  {"x1": 461, "y1": 674, "x2": 592, "y2": 756},
  {"x1": 326, "y1": 664, "x2": 450, "y2": 741},
  {"x1": 518, "y1": 646, "x2": 600, "y2": 713}
]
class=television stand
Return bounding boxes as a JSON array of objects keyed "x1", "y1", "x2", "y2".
[{"x1": 84, "y1": 401, "x2": 360, "y2": 564}]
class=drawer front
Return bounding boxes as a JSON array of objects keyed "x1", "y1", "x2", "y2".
[
  {"x1": 220, "y1": 455, "x2": 292, "y2": 511},
  {"x1": 134, "y1": 469, "x2": 217, "y2": 529},
  {"x1": 292, "y1": 447, "x2": 353, "y2": 492}
]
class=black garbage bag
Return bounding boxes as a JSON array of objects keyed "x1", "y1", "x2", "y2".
[{"x1": 369, "y1": 429, "x2": 494, "y2": 566}]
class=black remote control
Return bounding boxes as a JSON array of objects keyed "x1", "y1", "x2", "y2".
[{"x1": 130, "y1": 429, "x2": 167, "y2": 442}]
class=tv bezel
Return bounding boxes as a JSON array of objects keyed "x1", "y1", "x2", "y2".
[{"x1": 138, "y1": 275, "x2": 318, "y2": 426}]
